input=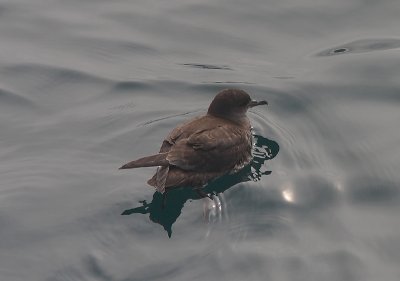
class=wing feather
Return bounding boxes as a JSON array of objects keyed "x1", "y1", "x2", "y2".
[
  {"x1": 166, "y1": 125, "x2": 249, "y2": 172},
  {"x1": 148, "y1": 115, "x2": 252, "y2": 191}
]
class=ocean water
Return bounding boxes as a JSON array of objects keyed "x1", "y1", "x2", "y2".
[{"x1": 1, "y1": 0, "x2": 400, "y2": 280}]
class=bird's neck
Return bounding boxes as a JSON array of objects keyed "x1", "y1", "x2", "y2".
[{"x1": 208, "y1": 112, "x2": 251, "y2": 128}]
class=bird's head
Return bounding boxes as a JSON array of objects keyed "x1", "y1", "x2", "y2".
[{"x1": 207, "y1": 89, "x2": 267, "y2": 121}]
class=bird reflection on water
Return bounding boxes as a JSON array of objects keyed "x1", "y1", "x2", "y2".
[{"x1": 121, "y1": 134, "x2": 279, "y2": 237}]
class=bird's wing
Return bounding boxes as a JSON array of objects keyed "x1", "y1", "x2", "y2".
[
  {"x1": 158, "y1": 116, "x2": 203, "y2": 153},
  {"x1": 159, "y1": 128, "x2": 183, "y2": 153},
  {"x1": 186, "y1": 125, "x2": 243, "y2": 150},
  {"x1": 166, "y1": 125, "x2": 248, "y2": 171}
]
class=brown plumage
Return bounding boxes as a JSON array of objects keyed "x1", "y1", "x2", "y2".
[{"x1": 119, "y1": 89, "x2": 267, "y2": 194}]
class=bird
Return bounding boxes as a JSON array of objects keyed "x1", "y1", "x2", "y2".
[{"x1": 119, "y1": 89, "x2": 267, "y2": 197}]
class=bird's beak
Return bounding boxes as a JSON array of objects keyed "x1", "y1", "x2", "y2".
[{"x1": 249, "y1": 100, "x2": 268, "y2": 108}]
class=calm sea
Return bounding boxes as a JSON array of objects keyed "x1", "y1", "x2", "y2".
[{"x1": 1, "y1": 0, "x2": 399, "y2": 280}]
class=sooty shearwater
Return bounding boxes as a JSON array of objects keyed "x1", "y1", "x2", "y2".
[{"x1": 119, "y1": 89, "x2": 267, "y2": 196}]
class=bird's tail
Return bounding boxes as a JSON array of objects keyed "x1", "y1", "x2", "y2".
[{"x1": 119, "y1": 152, "x2": 169, "y2": 169}]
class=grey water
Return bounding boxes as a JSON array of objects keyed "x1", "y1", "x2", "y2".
[{"x1": 1, "y1": 0, "x2": 400, "y2": 280}]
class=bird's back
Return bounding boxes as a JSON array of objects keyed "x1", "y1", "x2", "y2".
[{"x1": 148, "y1": 114, "x2": 253, "y2": 193}]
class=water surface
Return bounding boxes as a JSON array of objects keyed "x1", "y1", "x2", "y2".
[{"x1": 1, "y1": 0, "x2": 400, "y2": 280}]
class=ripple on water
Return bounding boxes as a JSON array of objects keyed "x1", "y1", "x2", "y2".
[
  {"x1": 75, "y1": 36, "x2": 161, "y2": 56},
  {"x1": 345, "y1": 176, "x2": 400, "y2": 205},
  {"x1": 206, "y1": 81, "x2": 254, "y2": 84},
  {"x1": 0, "y1": 88, "x2": 39, "y2": 121},
  {"x1": 279, "y1": 174, "x2": 341, "y2": 211},
  {"x1": 203, "y1": 184, "x2": 288, "y2": 241},
  {"x1": 2, "y1": 63, "x2": 112, "y2": 85},
  {"x1": 311, "y1": 250, "x2": 365, "y2": 280},
  {"x1": 181, "y1": 63, "x2": 233, "y2": 70},
  {"x1": 204, "y1": 169, "x2": 343, "y2": 241},
  {"x1": 110, "y1": 81, "x2": 154, "y2": 93},
  {"x1": 1, "y1": 63, "x2": 113, "y2": 109},
  {"x1": 315, "y1": 38, "x2": 400, "y2": 57},
  {"x1": 0, "y1": 88, "x2": 35, "y2": 107}
]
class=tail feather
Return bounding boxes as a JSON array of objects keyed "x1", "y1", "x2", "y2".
[{"x1": 119, "y1": 152, "x2": 169, "y2": 169}]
